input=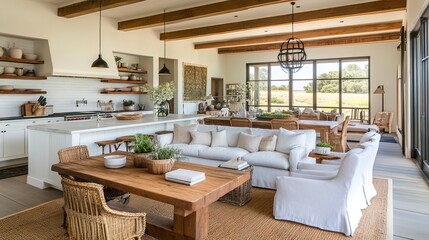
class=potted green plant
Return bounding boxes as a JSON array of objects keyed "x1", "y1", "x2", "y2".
[
  {"x1": 315, "y1": 142, "x2": 335, "y2": 155},
  {"x1": 132, "y1": 134, "x2": 154, "y2": 168},
  {"x1": 145, "y1": 144, "x2": 183, "y2": 174},
  {"x1": 123, "y1": 99, "x2": 135, "y2": 111}
]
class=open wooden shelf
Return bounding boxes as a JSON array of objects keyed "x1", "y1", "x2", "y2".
[
  {"x1": 0, "y1": 90, "x2": 47, "y2": 94},
  {"x1": 100, "y1": 91, "x2": 147, "y2": 94},
  {"x1": 117, "y1": 68, "x2": 147, "y2": 74},
  {"x1": 101, "y1": 79, "x2": 147, "y2": 84},
  {"x1": 0, "y1": 57, "x2": 44, "y2": 64},
  {"x1": 0, "y1": 74, "x2": 47, "y2": 80}
]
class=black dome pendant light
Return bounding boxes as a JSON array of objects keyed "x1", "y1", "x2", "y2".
[
  {"x1": 159, "y1": 8, "x2": 171, "y2": 75},
  {"x1": 277, "y1": 2, "x2": 306, "y2": 73},
  {"x1": 91, "y1": 0, "x2": 109, "y2": 68}
]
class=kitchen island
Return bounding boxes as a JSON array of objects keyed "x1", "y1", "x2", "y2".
[{"x1": 27, "y1": 114, "x2": 204, "y2": 189}]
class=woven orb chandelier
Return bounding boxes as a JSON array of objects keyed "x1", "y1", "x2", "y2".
[{"x1": 277, "y1": 2, "x2": 307, "y2": 73}]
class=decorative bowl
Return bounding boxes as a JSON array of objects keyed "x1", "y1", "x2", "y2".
[
  {"x1": 133, "y1": 153, "x2": 150, "y2": 168},
  {"x1": 9, "y1": 48, "x2": 23, "y2": 59},
  {"x1": 0, "y1": 85, "x2": 14, "y2": 91},
  {"x1": 130, "y1": 86, "x2": 140, "y2": 92},
  {"x1": 144, "y1": 158, "x2": 175, "y2": 174},
  {"x1": 104, "y1": 155, "x2": 126, "y2": 168},
  {"x1": 23, "y1": 53, "x2": 38, "y2": 60},
  {"x1": 4, "y1": 66, "x2": 16, "y2": 74},
  {"x1": 120, "y1": 76, "x2": 128, "y2": 80}
]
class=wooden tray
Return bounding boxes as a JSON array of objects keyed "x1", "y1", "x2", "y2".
[{"x1": 114, "y1": 113, "x2": 143, "y2": 120}]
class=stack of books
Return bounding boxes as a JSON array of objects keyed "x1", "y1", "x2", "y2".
[
  {"x1": 165, "y1": 169, "x2": 206, "y2": 186},
  {"x1": 220, "y1": 158, "x2": 250, "y2": 170}
]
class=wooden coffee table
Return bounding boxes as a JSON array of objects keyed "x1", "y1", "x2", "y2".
[
  {"x1": 308, "y1": 152, "x2": 341, "y2": 164},
  {"x1": 51, "y1": 153, "x2": 250, "y2": 240}
]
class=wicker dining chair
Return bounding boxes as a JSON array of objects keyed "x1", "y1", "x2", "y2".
[
  {"x1": 58, "y1": 145, "x2": 131, "y2": 204},
  {"x1": 230, "y1": 117, "x2": 252, "y2": 127},
  {"x1": 270, "y1": 119, "x2": 299, "y2": 130},
  {"x1": 203, "y1": 117, "x2": 231, "y2": 126},
  {"x1": 329, "y1": 116, "x2": 351, "y2": 152},
  {"x1": 62, "y1": 178, "x2": 146, "y2": 240}
]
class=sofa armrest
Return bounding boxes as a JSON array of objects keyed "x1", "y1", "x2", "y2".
[
  {"x1": 288, "y1": 146, "x2": 308, "y2": 171},
  {"x1": 297, "y1": 162, "x2": 340, "y2": 171},
  {"x1": 156, "y1": 133, "x2": 174, "y2": 147},
  {"x1": 290, "y1": 170, "x2": 337, "y2": 179}
]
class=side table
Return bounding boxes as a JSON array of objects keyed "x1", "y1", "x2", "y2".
[
  {"x1": 308, "y1": 152, "x2": 341, "y2": 164},
  {"x1": 219, "y1": 165, "x2": 253, "y2": 206}
]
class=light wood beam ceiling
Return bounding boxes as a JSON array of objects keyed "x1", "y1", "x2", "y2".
[
  {"x1": 218, "y1": 32, "x2": 401, "y2": 54},
  {"x1": 58, "y1": 0, "x2": 146, "y2": 18},
  {"x1": 161, "y1": 0, "x2": 406, "y2": 40},
  {"x1": 118, "y1": 0, "x2": 291, "y2": 31},
  {"x1": 195, "y1": 21, "x2": 402, "y2": 49}
]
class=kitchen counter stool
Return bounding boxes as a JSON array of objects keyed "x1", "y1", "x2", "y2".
[
  {"x1": 95, "y1": 139, "x2": 123, "y2": 154},
  {"x1": 116, "y1": 135, "x2": 135, "y2": 152}
]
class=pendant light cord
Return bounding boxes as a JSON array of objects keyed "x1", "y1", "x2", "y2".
[
  {"x1": 291, "y1": 2, "x2": 295, "y2": 38},
  {"x1": 99, "y1": 0, "x2": 102, "y2": 55},
  {"x1": 163, "y1": 8, "x2": 166, "y2": 64}
]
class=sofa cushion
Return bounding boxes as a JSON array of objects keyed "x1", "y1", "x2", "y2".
[
  {"x1": 197, "y1": 124, "x2": 217, "y2": 132},
  {"x1": 242, "y1": 151, "x2": 290, "y2": 170},
  {"x1": 167, "y1": 144, "x2": 209, "y2": 158},
  {"x1": 250, "y1": 128, "x2": 278, "y2": 137},
  {"x1": 172, "y1": 124, "x2": 198, "y2": 144},
  {"x1": 211, "y1": 130, "x2": 228, "y2": 147},
  {"x1": 189, "y1": 130, "x2": 211, "y2": 146},
  {"x1": 276, "y1": 128, "x2": 307, "y2": 154},
  {"x1": 198, "y1": 147, "x2": 249, "y2": 161},
  {"x1": 291, "y1": 129, "x2": 316, "y2": 154},
  {"x1": 259, "y1": 135, "x2": 277, "y2": 151},
  {"x1": 237, "y1": 132, "x2": 262, "y2": 153},
  {"x1": 216, "y1": 126, "x2": 251, "y2": 147}
]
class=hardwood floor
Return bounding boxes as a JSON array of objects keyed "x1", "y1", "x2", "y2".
[{"x1": 0, "y1": 141, "x2": 428, "y2": 239}]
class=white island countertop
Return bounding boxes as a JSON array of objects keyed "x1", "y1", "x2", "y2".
[{"x1": 27, "y1": 114, "x2": 204, "y2": 134}]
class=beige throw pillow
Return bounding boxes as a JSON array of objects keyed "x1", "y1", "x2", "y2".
[
  {"x1": 259, "y1": 135, "x2": 277, "y2": 151},
  {"x1": 275, "y1": 128, "x2": 306, "y2": 154},
  {"x1": 211, "y1": 130, "x2": 228, "y2": 147},
  {"x1": 237, "y1": 132, "x2": 262, "y2": 153},
  {"x1": 189, "y1": 130, "x2": 211, "y2": 146},
  {"x1": 172, "y1": 124, "x2": 198, "y2": 144}
]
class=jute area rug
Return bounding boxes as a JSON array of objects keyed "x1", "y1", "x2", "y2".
[{"x1": 0, "y1": 179, "x2": 389, "y2": 240}]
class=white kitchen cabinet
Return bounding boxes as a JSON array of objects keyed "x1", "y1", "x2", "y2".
[{"x1": 0, "y1": 121, "x2": 27, "y2": 161}]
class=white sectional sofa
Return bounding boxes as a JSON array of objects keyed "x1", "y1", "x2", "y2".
[{"x1": 157, "y1": 124, "x2": 317, "y2": 189}]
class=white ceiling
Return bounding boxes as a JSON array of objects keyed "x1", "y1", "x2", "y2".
[{"x1": 35, "y1": 0, "x2": 405, "y2": 45}]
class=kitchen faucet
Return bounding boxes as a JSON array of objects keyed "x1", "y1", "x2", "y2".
[{"x1": 76, "y1": 98, "x2": 87, "y2": 107}]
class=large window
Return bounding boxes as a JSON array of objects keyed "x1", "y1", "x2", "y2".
[{"x1": 247, "y1": 57, "x2": 370, "y2": 120}]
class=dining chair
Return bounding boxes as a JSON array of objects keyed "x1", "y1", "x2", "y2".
[
  {"x1": 62, "y1": 178, "x2": 146, "y2": 240},
  {"x1": 230, "y1": 117, "x2": 252, "y2": 127},
  {"x1": 270, "y1": 119, "x2": 299, "y2": 130},
  {"x1": 373, "y1": 112, "x2": 393, "y2": 133},
  {"x1": 58, "y1": 145, "x2": 131, "y2": 228},
  {"x1": 299, "y1": 113, "x2": 319, "y2": 120},
  {"x1": 203, "y1": 117, "x2": 231, "y2": 126},
  {"x1": 329, "y1": 116, "x2": 351, "y2": 152}
]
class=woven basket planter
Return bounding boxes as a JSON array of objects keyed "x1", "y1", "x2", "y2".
[
  {"x1": 133, "y1": 153, "x2": 150, "y2": 168},
  {"x1": 144, "y1": 158, "x2": 175, "y2": 174}
]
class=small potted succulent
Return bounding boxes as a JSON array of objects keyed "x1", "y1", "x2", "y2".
[
  {"x1": 123, "y1": 99, "x2": 135, "y2": 111},
  {"x1": 145, "y1": 144, "x2": 183, "y2": 174},
  {"x1": 315, "y1": 142, "x2": 335, "y2": 155},
  {"x1": 132, "y1": 134, "x2": 154, "y2": 168}
]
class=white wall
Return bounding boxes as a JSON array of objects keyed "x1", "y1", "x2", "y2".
[
  {"x1": 0, "y1": 0, "x2": 224, "y2": 117},
  {"x1": 222, "y1": 42, "x2": 401, "y2": 130}
]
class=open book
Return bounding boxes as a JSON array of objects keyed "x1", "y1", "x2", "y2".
[
  {"x1": 165, "y1": 169, "x2": 206, "y2": 186},
  {"x1": 220, "y1": 157, "x2": 250, "y2": 170}
]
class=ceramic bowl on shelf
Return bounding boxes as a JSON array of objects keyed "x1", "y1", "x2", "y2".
[
  {"x1": 23, "y1": 54, "x2": 38, "y2": 60},
  {"x1": 104, "y1": 155, "x2": 126, "y2": 168},
  {"x1": 4, "y1": 66, "x2": 16, "y2": 74},
  {"x1": 120, "y1": 76, "x2": 128, "y2": 80},
  {"x1": 130, "y1": 86, "x2": 140, "y2": 92},
  {"x1": 0, "y1": 85, "x2": 14, "y2": 91},
  {"x1": 103, "y1": 88, "x2": 115, "y2": 92}
]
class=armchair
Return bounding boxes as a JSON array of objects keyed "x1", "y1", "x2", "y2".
[{"x1": 274, "y1": 148, "x2": 370, "y2": 236}]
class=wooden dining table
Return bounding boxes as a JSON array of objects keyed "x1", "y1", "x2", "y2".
[
  {"x1": 51, "y1": 152, "x2": 250, "y2": 240},
  {"x1": 205, "y1": 117, "x2": 342, "y2": 142}
]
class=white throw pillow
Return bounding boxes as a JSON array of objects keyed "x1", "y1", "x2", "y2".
[
  {"x1": 275, "y1": 128, "x2": 307, "y2": 154},
  {"x1": 211, "y1": 130, "x2": 228, "y2": 147},
  {"x1": 172, "y1": 124, "x2": 198, "y2": 144},
  {"x1": 189, "y1": 130, "x2": 211, "y2": 146},
  {"x1": 259, "y1": 135, "x2": 277, "y2": 151},
  {"x1": 237, "y1": 132, "x2": 262, "y2": 153}
]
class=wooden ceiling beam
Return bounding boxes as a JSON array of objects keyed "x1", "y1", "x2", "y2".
[
  {"x1": 118, "y1": 0, "x2": 291, "y2": 31},
  {"x1": 58, "y1": 0, "x2": 146, "y2": 18},
  {"x1": 162, "y1": 0, "x2": 406, "y2": 40},
  {"x1": 195, "y1": 21, "x2": 402, "y2": 49},
  {"x1": 218, "y1": 32, "x2": 401, "y2": 54}
]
